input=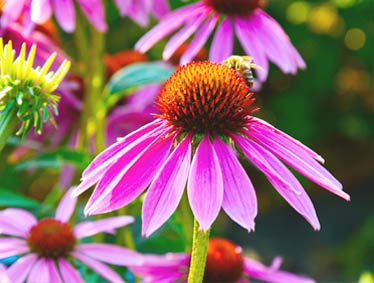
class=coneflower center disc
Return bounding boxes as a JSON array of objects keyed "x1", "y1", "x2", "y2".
[
  {"x1": 27, "y1": 218, "x2": 76, "y2": 258},
  {"x1": 203, "y1": 238, "x2": 244, "y2": 282},
  {"x1": 204, "y1": 0, "x2": 266, "y2": 16},
  {"x1": 157, "y1": 62, "x2": 255, "y2": 135}
]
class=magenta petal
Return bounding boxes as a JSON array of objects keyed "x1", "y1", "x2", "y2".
[
  {"x1": 52, "y1": 0, "x2": 76, "y2": 32},
  {"x1": 76, "y1": 0, "x2": 107, "y2": 32},
  {"x1": 212, "y1": 138, "x2": 257, "y2": 231},
  {"x1": 55, "y1": 187, "x2": 77, "y2": 222},
  {"x1": 58, "y1": 258, "x2": 83, "y2": 283},
  {"x1": 0, "y1": 238, "x2": 29, "y2": 259},
  {"x1": 151, "y1": 0, "x2": 170, "y2": 19},
  {"x1": 46, "y1": 259, "x2": 62, "y2": 283},
  {"x1": 135, "y1": 2, "x2": 207, "y2": 53},
  {"x1": 8, "y1": 254, "x2": 38, "y2": 283},
  {"x1": 0, "y1": 208, "x2": 37, "y2": 237},
  {"x1": 85, "y1": 134, "x2": 174, "y2": 215},
  {"x1": 27, "y1": 258, "x2": 50, "y2": 283},
  {"x1": 142, "y1": 135, "x2": 192, "y2": 237},
  {"x1": 187, "y1": 135, "x2": 223, "y2": 231},
  {"x1": 30, "y1": 0, "x2": 52, "y2": 24},
  {"x1": 162, "y1": 13, "x2": 207, "y2": 61},
  {"x1": 244, "y1": 258, "x2": 315, "y2": 283},
  {"x1": 247, "y1": 124, "x2": 349, "y2": 201},
  {"x1": 180, "y1": 14, "x2": 219, "y2": 65},
  {"x1": 234, "y1": 135, "x2": 320, "y2": 230},
  {"x1": 74, "y1": 216, "x2": 134, "y2": 239},
  {"x1": 209, "y1": 17, "x2": 234, "y2": 63},
  {"x1": 72, "y1": 251, "x2": 125, "y2": 283},
  {"x1": 75, "y1": 243, "x2": 143, "y2": 266}
]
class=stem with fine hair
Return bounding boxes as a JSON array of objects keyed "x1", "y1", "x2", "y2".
[{"x1": 187, "y1": 219, "x2": 210, "y2": 283}]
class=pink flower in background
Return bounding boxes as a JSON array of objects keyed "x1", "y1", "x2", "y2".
[
  {"x1": 73, "y1": 61, "x2": 349, "y2": 237},
  {"x1": 130, "y1": 238, "x2": 315, "y2": 283},
  {"x1": 1, "y1": 0, "x2": 169, "y2": 33},
  {"x1": 136, "y1": 0, "x2": 305, "y2": 82},
  {"x1": 0, "y1": 189, "x2": 142, "y2": 283}
]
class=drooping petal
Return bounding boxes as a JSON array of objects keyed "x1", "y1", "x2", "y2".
[
  {"x1": 46, "y1": 259, "x2": 62, "y2": 283},
  {"x1": 72, "y1": 252, "x2": 125, "y2": 283},
  {"x1": 0, "y1": 208, "x2": 37, "y2": 237},
  {"x1": 27, "y1": 258, "x2": 50, "y2": 283},
  {"x1": 55, "y1": 187, "x2": 77, "y2": 222},
  {"x1": 75, "y1": 243, "x2": 143, "y2": 266},
  {"x1": 180, "y1": 14, "x2": 219, "y2": 65},
  {"x1": 135, "y1": 2, "x2": 208, "y2": 53},
  {"x1": 234, "y1": 15, "x2": 269, "y2": 81},
  {"x1": 244, "y1": 257, "x2": 315, "y2": 283},
  {"x1": 58, "y1": 258, "x2": 83, "y2": 283},
  {"x1": 142, "y1": 135, "x2": 192, "y2": 237},
  {"x1": 212, "y1": 138, "x2": 257, "y2": 231},
  {"x1": 233, "y1": 134, "x2": 320, "y2": 230},
  {"x1": 74, "y1": 216, "x2": 134, "y2": 239},
  {"x1": 0, "y1": 238, "x2": 29, "y2": 258},
  {"x1": 162, "y1": 13, "x2": 207, "y2": 61},
  {"x1": 247, "y1": 120, "x2": 349, "y2": 201},
  {"x1": 209, "y1": 16, "x2": 234, "y2": 63},
  {"x1": 84, "y1": 134, "x2": 174, "y2": 215},
  {"x1": 76, "y1": 0, "x2": 107, "y2": 32},
  {"x1": 8, "y1": 254, "x2": 38, "y2": 283},
  {"x1": 187, "y1": 135, "x2": 223, "y2": 231},
  {"x1": 52, "y1": 0, "x2": 76, "y2": 32},
  {"x1": 30, "y1": 0, "x2": 52, "y2": 24}
]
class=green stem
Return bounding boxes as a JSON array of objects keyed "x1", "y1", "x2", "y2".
[
  {"x1": 187, "y1": 219, "x2": 210, "y2": 283},
  {"x1": 178, "y1": 193, "x2": 194, "y2": 251},
  {"x1": 118, "y1": 207, "x2": 135, "y2": 250},
  {"x1": 0, "y1": 105, "x2": 18, "y2": 152}
]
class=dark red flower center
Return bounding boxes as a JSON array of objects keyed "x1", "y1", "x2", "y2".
[
  {"x1": 27, "y1": 218, "x2": 76, "y2": 258},
  {"x1": 157, "y1": 62, "x2": 256, "y2": 135},
  {"x1": 203, "y1": 238, "x2": 244, "y2": 282},
  {"x1": 204, "y1": 0, "x2": 266, "y2": 16}
]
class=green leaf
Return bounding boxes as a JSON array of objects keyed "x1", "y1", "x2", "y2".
[
  {"x1": 0, "y1": 188, "x2": 40, "y2": 209},
  {"x1": 106, "y1": 62, "x2": 174, "y2": 108},
  {"x1": 15, "y1": 148, "x2": 92, "y2": 171}
]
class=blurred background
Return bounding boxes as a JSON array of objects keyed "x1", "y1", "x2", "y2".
[{"x1": 1, "y1": 0, "x2": 373, "y2": 282}]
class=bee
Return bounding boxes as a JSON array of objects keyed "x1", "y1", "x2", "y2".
[{"x1": 222, "y1": 55, "x2": 262, "y2": 88}]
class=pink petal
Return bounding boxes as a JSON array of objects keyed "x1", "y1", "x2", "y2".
[
  {"x1": 162, "y1": 13, "x2": 207, "y2": 61},
  {"x1": 244, "y1": 258, "x2": 315, "y2": 283},
  {"x1": 55, "y1": 187, "x2": 77, "y2": 222},
  {"x1": 142, "y1": 135, "x2": 192, "y2": 237},
  {"x1": 76, "y1": 0, "x2": 107, "y2": 32},
  {"x1": 74, "y1": 216, "x2": 134, "y2": 239},
  {"x1": 135, "y1": 2, "x2": 207, "y2": 53},
  {"x1": 212, "y1": 138, "x2": 257, "y2": 231},
  {"x1": 233, "y1": 135, "x2": 320, "y2": 230},
  {"x1": 0, "y1": 208, "x2": 37, "y2": 237},
  {"x1": 52, "y1": 0, "x2": 76, "y2": 32},
  {"x1": 187, "y1": 135, "x2": 223, "y2": 231},
  {"x1": 180, "y1": 14, "x2": 219, "y2": 65},
  {"x1": 8, "y1": 254, "x2": 38, "y2": 283},
  {"x1": 46, "y1": 259, "x2": 62, "y2": 283},
  {"x1": 75, "y1": 243, "x2": 143, "y2": 266},
  {"x1": 30, "y1": 0, "x2": 52, "y2": 24},
  {"x1": 27, "y1": 258, "x2": 50, "y2": 283},
  {"x1": 151, "y1": 0, "x2": 170, "y2": 19},
  {"x1": 209, "y1": 17, "x2": 234, "y2": 63},
  {"x1": 0, "y1": 238, "x2": 29, "y2": 258},
  {"x1": 84, "y1": 133, "x2": 174, "y2": 215},
  {"x1": 1, "y1": 0, "x2": 27, "y2": 26},
  {"x1": 247, "y1": 125, "x2": 349, "y2": 201},
  {"x1": 72, "y1": 251, "x2": 125, "y2": 283},
  {"x1": 73, "y1": 121, "x2": 165, "y2": 198},
  {"x1": 58, "y1": 258, "x2": 83, "y2": 283},
  {"x1": 0, "y1": 264, "x2": 10, "y2": 283},
  {"x1": 234, "y1": 15, "x2": 269, "y2": 81}
]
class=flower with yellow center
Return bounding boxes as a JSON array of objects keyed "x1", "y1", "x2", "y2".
[{"x1": 0, "y1": 39, "x2": 70, "y2": 150}]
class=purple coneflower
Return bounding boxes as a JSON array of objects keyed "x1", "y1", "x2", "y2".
[
  {"x1": 74, "y1": 61, "x2": 349, "y2": 237},
  {"x1": 136, "y1": 0, "x2": 305, "y2": 82},
  {"x1": 0, "y1": 189, "x2": 142, "y2": 282},
  {"x1": 0, "y1": 0, "x2": 169, "y2": 33},
  {"x1": 130, "y1": 237, "x2": 315, "y2": 283}
]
